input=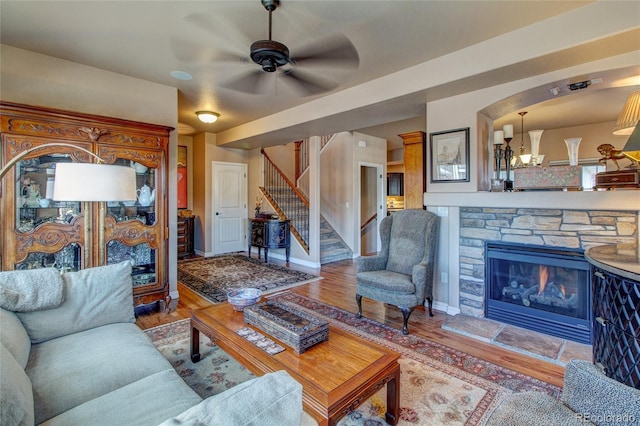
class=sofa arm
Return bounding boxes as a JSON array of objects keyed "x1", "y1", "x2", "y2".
[
  {"x1": 158, "y1": 371, "x2": 303, "y2": 426},
  {"x1": 562, "y1": 359, "x2": 640, "y2": 426}
]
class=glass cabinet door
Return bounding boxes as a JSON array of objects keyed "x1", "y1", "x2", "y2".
[
  {"x1": 98, "y1": 146, "x2": 164, "y2": 292},
  {"x1": 10, "y1": 144, "x2": 89, "y2": 272}
]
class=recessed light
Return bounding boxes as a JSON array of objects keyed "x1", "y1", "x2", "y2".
[{"x1": 170, "y1": 70, "x2": 192, "y2": 81}]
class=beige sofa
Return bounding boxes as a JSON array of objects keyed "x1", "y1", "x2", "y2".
[{"x1": 0, "y1": 262, "x2": 303, "y2": 426}]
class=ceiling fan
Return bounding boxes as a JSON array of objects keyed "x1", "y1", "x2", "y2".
[{"x1": 224, "y1": 0, "x2": 360, "y2": 96}]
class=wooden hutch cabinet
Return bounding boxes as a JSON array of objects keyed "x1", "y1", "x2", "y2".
[{"x1": 0, "y1": 102, "x2": 173, "y2": 309}]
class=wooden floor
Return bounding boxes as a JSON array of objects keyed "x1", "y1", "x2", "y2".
[{"x1": 136, "y1": 256, "x2": 565, "y2": 388}]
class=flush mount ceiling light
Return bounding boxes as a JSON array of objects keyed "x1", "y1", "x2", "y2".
[{"x1": 196, "y1": 111, "x2": 220, "y2": 124}]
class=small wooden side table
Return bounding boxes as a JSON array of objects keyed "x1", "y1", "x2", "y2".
[{"x1": 248, "y1": 218, "x2": 290, "y2": 263}]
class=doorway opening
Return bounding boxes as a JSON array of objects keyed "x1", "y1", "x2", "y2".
[{"x1": 359, "y1": 163, "x2": 383, "y2": 256}]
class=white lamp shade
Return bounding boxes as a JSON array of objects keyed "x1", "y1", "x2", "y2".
[
  {"x1": 613, "y1": 90, "x2": 640, "y2": 136},
  {"x1": 53, "y1": 163, "x2": 136, "y2": 201}
]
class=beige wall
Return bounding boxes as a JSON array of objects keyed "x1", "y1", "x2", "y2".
[
  {"x1": 426, "y1": 51, "x2": 640, "y2": 194},
  {"x1": 423, "y1": 52, "x2": 640, "y2": 314},
  {"x1": 0, "y1": 44, "x2": 181, "y2": 299},
  {"x1": 191, "y1": 132, "x2": 248, "y2": 256}
]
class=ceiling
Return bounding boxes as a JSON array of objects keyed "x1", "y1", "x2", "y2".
[{"x1": 1, "y1": 1, "x2": 638, "y2": 152}]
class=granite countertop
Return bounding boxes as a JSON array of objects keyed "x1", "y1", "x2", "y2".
[{"x1": 584, "y1": 242, "x2": 640, "y2": 281}]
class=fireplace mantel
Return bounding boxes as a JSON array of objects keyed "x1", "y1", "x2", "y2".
[{"x1": 424, "y1": 190, "x2": 639, "y2": 211}]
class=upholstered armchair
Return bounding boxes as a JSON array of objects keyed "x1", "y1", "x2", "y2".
[{"x1": 356, "y1": 209, "x2": 440, "y2": 335}]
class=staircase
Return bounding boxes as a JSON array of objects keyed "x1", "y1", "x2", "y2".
[
  {"x1": 261, "y1": 146, "x2": 352, "y2": 265},
  {"x1": 262, "y1": 184, "x2": 352, "y2": 264},
  {"x1": 320, "y1": 216, "x2": 352, "y2": 264}
]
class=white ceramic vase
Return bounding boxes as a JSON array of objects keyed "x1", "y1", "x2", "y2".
[
  {"x1": 528, "y1": 130, "x2": 544, "y2": 164},
  {"x1": 564, "y1": 137, "x2": 582, "y2": 166}
]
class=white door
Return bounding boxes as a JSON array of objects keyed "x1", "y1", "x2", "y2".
[{"x1": 212, "y1": 161, "x2": 247, "y2": 255}]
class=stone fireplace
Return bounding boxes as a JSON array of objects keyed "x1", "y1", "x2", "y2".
[
  {"x1": 457, "y1": 206, "x2": 637, "y2": 323},
  {"x1": 424, "y1": 191, "x2": 638, "y2": 343}
]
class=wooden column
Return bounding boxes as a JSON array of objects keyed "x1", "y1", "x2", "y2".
[{"x1": 400, "y1": 131, "x2": 426, "y2": 209}]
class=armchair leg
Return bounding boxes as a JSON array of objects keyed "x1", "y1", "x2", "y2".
[
  {"x1": 356, "y1": 294, "x2": 363, "y2": 318},
  {"x1": 426, "y1": 296, "x2": 434, "y2": 317},
  {"x1": 400, "y1": 307, "x2": 415, "y2": 335}
]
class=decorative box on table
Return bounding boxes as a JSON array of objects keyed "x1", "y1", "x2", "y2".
[
  {"x1": 243, "y1": 301, "x2": 329, "y2": 354},
  {"x1": 594, "y1": 169, "x2": 640, "y2": 189},
  {"x1": 514, "y1": 165, "x2": 582, "y2": 190}
]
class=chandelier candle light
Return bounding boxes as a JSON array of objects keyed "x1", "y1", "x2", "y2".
[
  {"x1": 492, "y1": 130, "x2": 505, "y2": 191},
  {"x1": 502, "y1": 124, "x2": 514, "y2": 191}
]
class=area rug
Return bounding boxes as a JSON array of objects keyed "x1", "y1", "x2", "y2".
[
  {"x1": 177, "y1": 254, "x2": 321, "y2": 303},
  {"x1": 146, "y1": 294, "x2": 561, "y2": 425}
]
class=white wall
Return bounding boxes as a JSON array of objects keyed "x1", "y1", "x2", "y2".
[{"x1": 0, "y1": 44, "x2": 181, "y2": 300}]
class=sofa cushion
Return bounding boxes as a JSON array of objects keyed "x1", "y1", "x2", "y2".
[
  {"x1": 562, "y1": 359, "x2": 640, "y2": 426},
  {"x1": 0, "y1": 344, "x2": 34, "y2": 426},
  {"x1": 0, "y1": 308, "x2": 31, "y2": 368},
  {"x1": 27, "y1": 322, "x2": 174, "y2": 424},
  {"x1": 0, "y1": 267, "x2": 63, "y2": 312},
  {"x1": 159, "y1": 371, "x2": 303, "y2": 426},
  {"x1": 356, "y1": 270, "x2": 415, "y2": 294},
  {"x1": 486, "y1": 391, "x2": 587, "y2": 426},
  {"x1": 41, "y1": 369, "x2": 202, "y2": 426},
  {"x1": 17, "y1": 261, "x2": 135, "y2": 343}
]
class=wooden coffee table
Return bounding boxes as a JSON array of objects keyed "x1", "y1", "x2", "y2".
[{"x1": 191, "y1": 302, "x2": 401, "y2": 426}]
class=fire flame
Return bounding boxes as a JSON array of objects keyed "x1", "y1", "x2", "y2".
[{"x1": 538, "y1": 265, "x2": 549, "y2": 295}]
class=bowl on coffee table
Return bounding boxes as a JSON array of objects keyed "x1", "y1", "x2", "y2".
[{"x1": 227, "y1": 288, "x2": 262, "y2": 311}]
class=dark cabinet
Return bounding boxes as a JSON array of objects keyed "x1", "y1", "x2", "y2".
[
  {"x1": 387, "y1": 173, "x2": 404, "y2": 196},
  {"x1": 248, "y1": 218, "x2": 290, "y2": 263},
  {"x1": 592, "y1": 266, "x2": 640, "y2": 389},
  {"x1": 177, "y1": 216, "x2": 195, "y2": 259}
]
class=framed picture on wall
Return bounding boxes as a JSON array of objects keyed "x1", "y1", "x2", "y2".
[
  {"x1": 177, "y1": 146, "x2": 187, "y2": 209},
  {"x1": 429, "y1": 127, "x2": 470, "y2": 183}
]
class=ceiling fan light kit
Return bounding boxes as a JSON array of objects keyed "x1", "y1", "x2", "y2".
[{"x1": 196, "y1": 111, "x2": 220, "y2": 123}]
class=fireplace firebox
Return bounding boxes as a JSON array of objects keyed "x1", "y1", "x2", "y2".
[{"x1": 485, "y1": 242, "x2": 592, "y2": 344}]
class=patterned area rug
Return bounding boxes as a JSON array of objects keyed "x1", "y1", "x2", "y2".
[
  {"x1": 177, "y1": 254, "x2": 321, "y2": 303},
  {"x1": 146, "y1": 293, "x2": 561, "y2": 425}
]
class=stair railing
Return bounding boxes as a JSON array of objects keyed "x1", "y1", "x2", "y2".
[
  {"x1": 261, "y1": 148, "x2": 310, "y2": 252},
  {"x1": 294, "y1": 134, "x2": 334, "y2": 181}
]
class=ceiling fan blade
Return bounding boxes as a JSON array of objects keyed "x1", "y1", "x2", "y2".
[
  {"x1": 183, "y1": 12, "x2": 254, "y2": 56},
  {"x1": 281, "y1": 69, "x2": 340, "y2": 97},
  {"x1": 169, "y1": 38, "x2": 246, "y2": 66},
  {"x1": 291, "y1": 33, "x2": 359, "y2": 70},
  {"x1": 223, "y1": 70, "x2": 270, "y2": 94}
]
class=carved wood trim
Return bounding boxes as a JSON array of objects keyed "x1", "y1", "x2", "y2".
[
  {"x1": 14, "y1": 217, "x2": 85, "y2": 264},
  {"x1": 103, "y1": 215, "x2": 159, "y2": 249}
]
